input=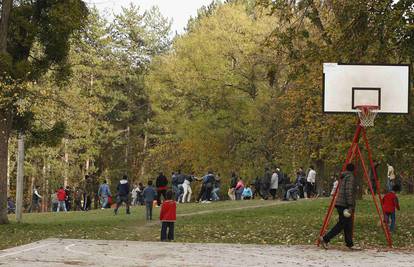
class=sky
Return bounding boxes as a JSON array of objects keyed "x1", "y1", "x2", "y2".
[{"x1": 86, "y1": 0, "x2": 214, "y2": 33}]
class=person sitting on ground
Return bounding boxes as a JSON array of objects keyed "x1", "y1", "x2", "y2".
[
  {"x1": 286, "y1": 181, "x2": 300, "y2": 201},
  {"x1": 160, "y1": 190, "x2": 176, "y2": 242},
  {"x1": 242, "y1": 185, "x2": 253, "y2": 200},
  {"x1": 235, "y1": 178, "x2": 245, "y2": 200},
  {"x1": 143, "y1": 180, "x2": 157, "y2": 220},
  {"x1": 7, "y1": 197, "x2": 15, "y2": 214},
  {"x1": 57, "y1": 186, "x2": 67, "y2": 212},
  {"x1": 382, "y1": 184, "x2": 401, "y2": 232},
  {"x1": 114, "y1": 175, "x2": 131, "y2": 215}
]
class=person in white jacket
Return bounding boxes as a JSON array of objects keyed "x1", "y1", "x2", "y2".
[
  {"x1": 270, "y1": 169, "x2": 279, "y2": 200},
  {"x1": 306, "y1": 166, "x2": 316, "y2": 198}
]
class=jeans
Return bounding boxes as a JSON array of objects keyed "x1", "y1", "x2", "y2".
[
  {"x1": 385, "y1": 212, "x2": 396, "y2": 232},
  {"x1": 114, "y1": 195, "x2": 130, "y2": 214},
  {"x1": 57, "y1": 201, "x2": 67, "y2": 212},
  {"x1": 211, "y1": 188, "x2": 220, "y2": 201},
  {"x1": 269, "y1": 188, "x2": 277, "y2": 200},
  {"x1": 145, "y1": 201, "x2": 153, "y2": 220},
  {"x1": 161, "y1": 221, "x2": 175, "y2": 241},
  {"x1": 323, "y1": 206, "x2": 354, "y2": 247},
  {"x1": 100, "y1": 195, "x2": 108, "y2": 208},
  {"x1": 387, "y1": 179, "x2": 394, "y2": 192},
  {"x1": 286, "y1": 187, "x2": 299, "y2": 200},
  {"x1": 235, "y1": 188, "x2": 243, "y2": 200}
]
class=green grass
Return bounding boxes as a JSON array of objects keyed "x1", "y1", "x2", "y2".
[{"x1": 1, "y1": 195, "x2": 413, "y2": 250}]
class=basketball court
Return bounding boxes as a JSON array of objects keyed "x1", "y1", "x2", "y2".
[{"x1": 0, "y1": 238, "x2": 413, "y2": 267}]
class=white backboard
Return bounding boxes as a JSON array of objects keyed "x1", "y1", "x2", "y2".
[{"x1": 323, "y1": 63, "x2": 410, "y2": 113}]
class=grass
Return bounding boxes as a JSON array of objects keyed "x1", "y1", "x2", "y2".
[{"x1": 1, "y1": 195, "x2": 413, "y2": 250}]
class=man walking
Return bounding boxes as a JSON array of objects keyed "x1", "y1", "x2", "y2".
[
  {"x1": 270, "y1": 169, "x2": 278, "y2": 200},
  {"x1": 114, "y1": 175, "x2": 131, "y2": 215},
  {"x1": 320, "y1": 163, "x2": 358, "y2": 250},
  {"x1": 98, "y1": 180, "x2": 111, "y2": 209}
]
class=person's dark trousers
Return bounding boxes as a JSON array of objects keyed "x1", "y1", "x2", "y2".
[
  {"x1": 197, "y1": 185, "x2": 206, "y2": 201},
  {"x1": 161, "y1": 221, "x2": 175, "y2": 241},
  {"x1": 205, "y1": 186, "x2": 212, "y2": 201},
  {"x1": 369, "y1": 178, "x2": 377, "y2": 194},
  {"x1": 157, "y1": 189, "x2": 167, "y2": 206},
  {"x1": 65, "y1": 200, "x2": 72, "y2": 211},
  {"x1": 306, "y1": 182, "x2": 314, "y2": 198},
  {"x1": 323, "y1": 206, "x2": 354, "y2": 247},
  {"x1": 269, "y1": 189, "x2": 277, "y2": 200},
  {"x1": 114, "y1": 195, "x2": 130, "y2": 214},
  {"x1": 145, "y1": 201, "x2": 153, "y2": 220},
  {"x1": 298, "y1": 185, "x2": 304, "y2": 198}
]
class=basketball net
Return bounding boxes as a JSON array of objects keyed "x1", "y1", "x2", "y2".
[{"x1": 356, "y1": 105, "x2": 379, "y2": 127}]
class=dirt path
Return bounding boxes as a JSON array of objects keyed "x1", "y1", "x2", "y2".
[{"x1": 1, "y1": 238, "x2": 413, "y2": 267}]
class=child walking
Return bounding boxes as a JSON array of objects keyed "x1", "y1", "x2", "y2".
[
  {"x1": 142, "y1": 180, "x2": 157, "y2": 220},
  {"x1": 160, "y1": 190, "x2": 176, "y2": 241},
  {"x1": 382, "y1": 184, "x2": 400, "y2": 232}
]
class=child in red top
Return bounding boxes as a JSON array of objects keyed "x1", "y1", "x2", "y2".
[
  {"x1": 57, "y1": 186, "x2": 67, "y2": 212},
  {"x1": 160, "y1": 190, "x2": 176, "y2": 241},
  {"x1": 382, "y1": 184, "x2": 400, "y2": 232}
]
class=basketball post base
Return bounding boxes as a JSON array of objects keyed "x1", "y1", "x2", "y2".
[{"x1": 316, "y1": 121, "x2": 392, "y2": 248}]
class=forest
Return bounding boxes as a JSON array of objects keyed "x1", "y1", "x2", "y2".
[{"x1": 0, "y1": 0, "x2": 413, "y2": 223}]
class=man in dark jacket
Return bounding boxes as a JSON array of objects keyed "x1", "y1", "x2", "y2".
[
  {"x1": 114, "y1": 175, "x2": 131, "y2": 215},
  {"x1": 156, "y1": 172, "x2": 168, "y2": 206},
  {"x1": 320, "y1": 163, "x2": 358, "y2": 250}
]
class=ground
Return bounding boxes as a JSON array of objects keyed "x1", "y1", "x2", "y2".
[
  {"x1": 1, "y1": 195, "x2": 413, "y2": 266},
  {"x1": 1, "y1": 238, "x2": 414, "y2": 267}
]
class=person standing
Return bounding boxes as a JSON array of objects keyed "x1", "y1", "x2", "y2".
[
  {"x1": 270, "y1": 169, "x2": 279, "y2": 200},
  {"x1": 156, "y1": 172, "x2": 168, "y2": 206},
  {"x1": 74, "y1": 187, "x2": 83, "y2": 211},
  {"x1": 296, "y1": 167, "x2": 306, "y2": 198},
  {"x1": 387, "y1": 163, "x2": 396, "y2": 192},
  {"x1": 382, "y1": 184, "x2": 401, "y2": 232},
  {"x1": 202, "y1": 171, "x2": 215, "y2": 202},
  {"x1": 160, "y1": 190, "x2": 176, "y2": 241},
  {"x1": 98, "y1": 180, "x2": 111, "y2": 209},
  {"x1": 143, "y1": 180, "x2": 157, "y2": 220},
  {"x1": 320, "y1": 163, "x2": 358, "y2": 250},
  {"x1": 114, "y1": 175, "x2": 131, "y2": 215},
  {"x1": 57, "y1": 186, "x2": 67, "y2": 212},
  {"x1": 235, "y1": 178, "x2": 245, "y2": 200},
  {"x1": 82, "y1": 175, "x2": 93, "y2": 211},
  {"x1": 211, "y1": 174, "x2": 221, "y2": 201},
  {"x1": 228, "y1": 172, "x2": 237, "y2": 200},
  {"x1": 65, "y1": 186, "x2": 72, "y2": 211},
  {"x1": 368, "y1": 161, "x2": 380, "y2": 194},
  {"x1": 28, "y1": 186, "x2": 42, "y2": 213},
  {"x1": 306, "y1": 166, "x2": 316, "y2": 198},
  {"x1": 262, "y1": 167, "x2": 272, "y2": 199},
  {"x1": 182, "y1": 174, "x2": 195, "y2": 203}
]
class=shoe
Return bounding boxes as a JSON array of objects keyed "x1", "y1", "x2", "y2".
[
  {"x1": 347, "y1": 245, "x2": 362, "y2": 251},
  {"x1": 319, "y1": 237, "x2": 328, "y2": 250},
  {"x1": 101, "y1": 208, "x2": 105, "y2": 210}
]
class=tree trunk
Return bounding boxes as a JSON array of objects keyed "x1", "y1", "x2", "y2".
[
  {"x1": 0, "y1": 0, "x2": 13, "y2": 53},
  {"x1": 0, "y1": 109, "x2": 12, "y2": 224},
  {"x1": 6, "y1": 144, "x2": 10, "y2": 195},
  {"x1": 0, "y1": 0, "x2": 14, "y2": 225},
  {"x1": 140, "y1": 119, "x2": 149, "y2": 177},
  {"x1": 63, "y1": 139, "x2": 69, "y2": 187},
  {"x1": 15, "y1": 132, "x2": 24, "y2": 222}
]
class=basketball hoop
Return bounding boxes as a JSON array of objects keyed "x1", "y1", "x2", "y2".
[{"x1": 355, "y1": 105, "x2": 379, "y2": 127}]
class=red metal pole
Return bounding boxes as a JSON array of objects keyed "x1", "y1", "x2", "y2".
[
  {"x1": 316, "y1": 124, "x2": 362, "y2": 245},
  {"x1": 355, "y1": 146, "x2": 393, "y2": 247},
  {"x1": 360, "y1": 128, "x2": 393, "y2": 247}
]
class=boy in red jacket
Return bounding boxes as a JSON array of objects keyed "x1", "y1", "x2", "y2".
[
  {"x1": 160, "y1": 190, "x2": 176, "y2": 241},
  {"x1": 57, "y1": 186, "x2": 67, "y2": 212},
  {"x1": 382, "y1": 184, "x2": 400, "y2": 232}
]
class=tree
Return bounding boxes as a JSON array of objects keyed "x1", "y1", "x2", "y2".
[{"x1": 0, "y1": 0, "x2": 88, "y2": 224}]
